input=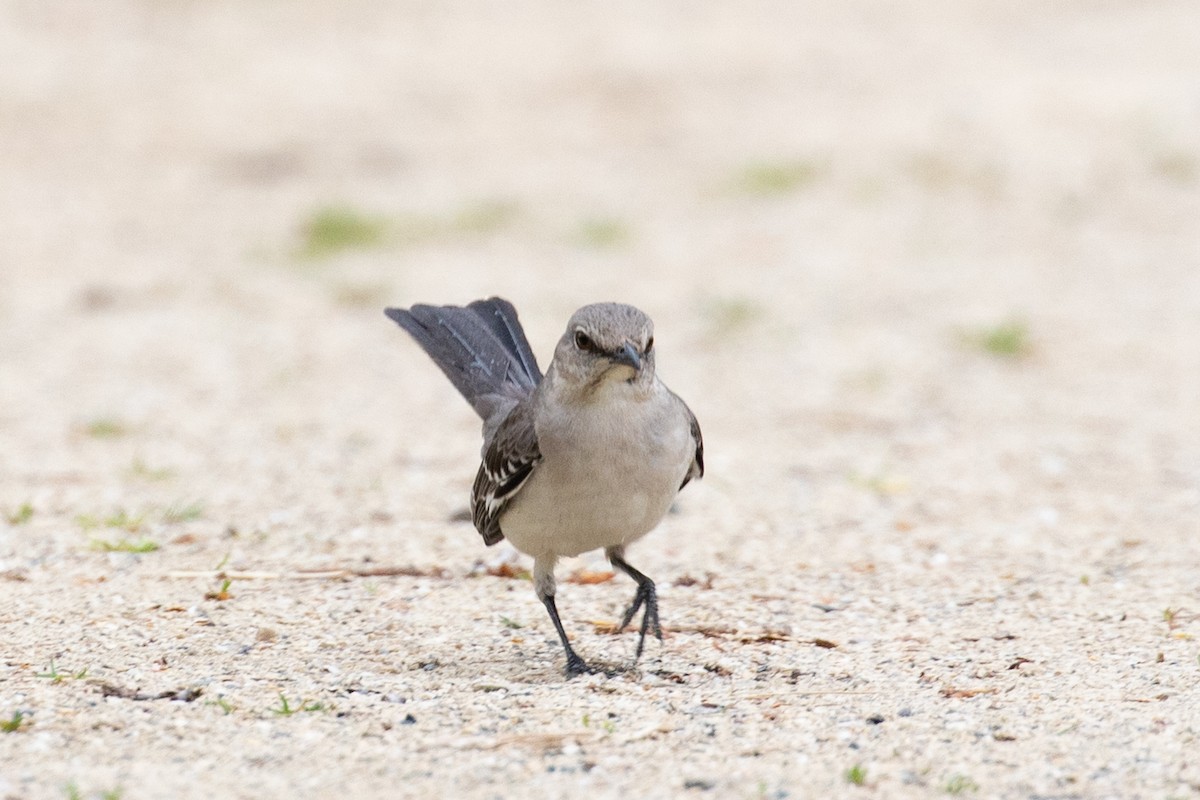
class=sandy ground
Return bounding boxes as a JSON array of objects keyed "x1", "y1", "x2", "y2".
[{"x1": 2, "y1": 1, "x2": 1200, "y2": 797}]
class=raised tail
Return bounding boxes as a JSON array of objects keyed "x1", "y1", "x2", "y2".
[{"x1": 385, "y1": 298, "x2": 542, "y2": 421}]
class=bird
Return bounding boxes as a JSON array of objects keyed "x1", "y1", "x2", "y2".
[{"x1": 384, "y1": 298, "x2": 703, "y2": 676}]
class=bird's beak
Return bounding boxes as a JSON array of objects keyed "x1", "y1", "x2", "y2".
[{"x1": 611, "y1": 341, "x2": 642, "y2": 371}]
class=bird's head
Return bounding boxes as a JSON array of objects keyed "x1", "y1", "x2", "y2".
[{"x1": 552, "y1": 303, "x2": 656, "y2": 390}]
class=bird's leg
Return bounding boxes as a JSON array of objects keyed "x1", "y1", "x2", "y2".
[
  {"x1": 540, "y1": 594, "x2": 590, "y2": 676},
  {"x1": 534, "y1": 556, "x2": 590, "y2": 676},
  {"x1": 607, "y1": 548, "x2": 662, "y2": 661}
]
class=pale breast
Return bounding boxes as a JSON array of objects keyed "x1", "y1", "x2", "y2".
[{"x1": 498, "y1": 382, "x2": 693, "y2": 559}]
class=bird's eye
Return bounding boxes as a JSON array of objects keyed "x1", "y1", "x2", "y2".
[
  {"x1": 574, "y1": 330, "x2": 594, "y2": 351},
  {"x1": 645, "y1": 336, "x2": 654, "y2": 354}
]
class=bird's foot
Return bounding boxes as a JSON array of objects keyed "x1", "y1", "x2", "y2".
[
  {"x1": 617, "y1": 580, "x2": 662, "y2": 661},
  {"x1": 564, "y1": 651, "x2": 596, "y2": 677}
]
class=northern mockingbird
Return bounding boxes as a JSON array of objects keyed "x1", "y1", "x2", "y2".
[{"x1": 385, "y1": 298, "x2": 704, "y2": 675}]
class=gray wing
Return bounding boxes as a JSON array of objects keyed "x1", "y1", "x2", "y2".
[
  {"x1": 678, "y1": 400, "x2": 704, "y2": 491},
  {"x1": 471, "y1": 398, "x2": 541, "y2": 546}
]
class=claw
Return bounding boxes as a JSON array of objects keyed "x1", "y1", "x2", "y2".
[
  {"x1": 609, "y1": 553, "x2": 662, "y2": 664},
  {"x1": 565, "y1": 652, "x2": 592, "y2": 676},
  {"x1": 617, "y1": 581, "x2": 662, "y2": 660}
]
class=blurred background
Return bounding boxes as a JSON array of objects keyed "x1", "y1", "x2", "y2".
[
  {"x1": 1, "y1": 0, "x2": 1198, "y2": 577},
  {"x1": 2, "y1": 3, "x2": 1200, "y2": 796}
]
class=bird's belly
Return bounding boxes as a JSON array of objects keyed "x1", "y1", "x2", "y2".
[
  {"x1": 498, "y1": 416, "x2": 691, "y2": 558},
  {"x1": 501, "y1": 480, "x2": 671, "y2": 557}
]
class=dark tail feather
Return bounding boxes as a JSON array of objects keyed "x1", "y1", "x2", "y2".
[
  {"x1": 385, "y1": 299, "x2": 542, "y2": 420},
  {"x1": 466, "y1": 298, "x2": 542, "y2": 387}
]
